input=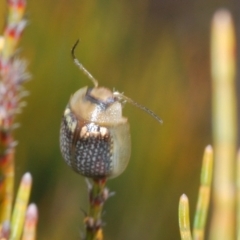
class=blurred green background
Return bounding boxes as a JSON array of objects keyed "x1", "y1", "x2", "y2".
[{"x1": 0, "y1": 0, "x2": 239, "y2": 239}]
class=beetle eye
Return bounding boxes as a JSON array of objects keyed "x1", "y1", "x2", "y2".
[{"x1": 85, "y1": 87, "x2": 116, "y2": 110}]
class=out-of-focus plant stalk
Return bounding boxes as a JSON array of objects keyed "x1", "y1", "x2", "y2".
[
  {"x1": 2, "y1": 0, "x2": 27, "y2": 63},
  {"x1": 193, "y1": 145, "x2": 213, "y2": 240},
  {"x1": 0, "y1": 2, "x2": 37, "y2": 239},
  {"x1": 10, "y1": 172, "x2": 32, "y2": 240},
  {"x1": 85, "y1": 178, "x2": 108, "y2": 240},
  {"x1": 0, "y1": 151, "x2": 14, "y2": 223},
  {"x1": 0, "y1": 0, "x2": 27, "y2": 223},
  {"x1": 22, "y1": 204, "x2": 38, "y2": 240},
  {"x1": 179, "y1": 194, "x2": 192, "y2": 240},
  {"x1": 210, "y1": 9, "x2": 237, "y2": 240},
  {"x1": 237, "y1": 150, "x2": 240, "y2": 240}
]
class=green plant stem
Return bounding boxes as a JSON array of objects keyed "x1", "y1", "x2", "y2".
[
  {"x1": 179, "y1": 194, "x2": 192, "y2": 240},
  {"x1": 10, "y1": 173, "x2": 32, "y2": 240},
  {"x1": 85, "y1": 178, "x2": 107, "y2": 240},
  {"x1": 210, "y1": 9, "x2": 237, "y2": 240},
  {"x1": 0, "y1": 0, "x2": 27, "y2": 223},
  {"x1": 237, "y1": 150, "x2": 240, "y2": 240},
  {"x1": 193, "y1": 146, "x2": 213, "y2": 240}
]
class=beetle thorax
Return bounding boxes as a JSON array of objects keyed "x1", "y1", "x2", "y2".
[{"x1": 70, "y1": 86, "x2": 127, "y2": 125}]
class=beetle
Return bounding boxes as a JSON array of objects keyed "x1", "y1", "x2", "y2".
[{"x1": 60, "y1": 40, "x2": 162, "y2": 179}]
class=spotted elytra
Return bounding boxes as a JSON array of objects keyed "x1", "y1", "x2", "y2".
[{"x1": 60, "y1": 40, "x2": 162, "y2": 179}]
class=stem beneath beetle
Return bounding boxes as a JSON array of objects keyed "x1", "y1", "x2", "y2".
[{"x1": 85, "y1": 178, "x2": 107, "y2": 240}]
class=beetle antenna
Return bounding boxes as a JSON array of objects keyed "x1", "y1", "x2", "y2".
[
  {"x1": 113, "y1": 92, "x2": 163, "y2": 124},
  {"x1": 71, "y1": 39, "x2": 98, "y2": 87}
]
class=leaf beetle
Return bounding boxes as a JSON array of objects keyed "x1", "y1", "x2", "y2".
[{"x1": 60, "y1": 40, "x2": 162, "y2": 179}]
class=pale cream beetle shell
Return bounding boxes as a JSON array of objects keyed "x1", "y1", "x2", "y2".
[{"x1": 60, "y1": 86, "x2": 131, "y2": 179}]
